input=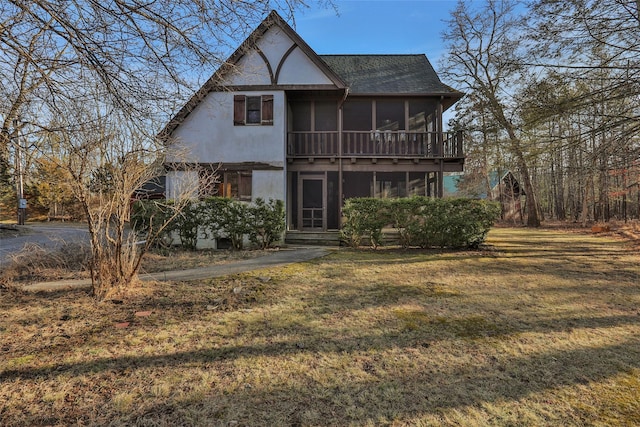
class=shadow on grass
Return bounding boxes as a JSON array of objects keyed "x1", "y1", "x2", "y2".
[
  {"x1": 3, "y1": 227, "x2": 640, "y2": 424},
  {"x1": 3, "y1": 333, "x2": 639, "y2": 425},
  {"x1": 152, "y1": 339, "x2": 639, "y2": 425},
  {"x1": 2, "y1": 307, "x2": 640, "y2": 382}
]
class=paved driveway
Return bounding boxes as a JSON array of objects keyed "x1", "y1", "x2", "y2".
[
  {"x1": 2, "y1": 223, "x2": 332, "y2": 291},
  {"x1": 0, "y1": 223, "x2": 90, "y2": 268},
  {"x1": 23, "y1": 246, "x2": 331, "y2": 292}
]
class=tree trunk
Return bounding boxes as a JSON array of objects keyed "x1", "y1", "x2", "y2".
[{"x1": 491, "y1": 98, "x2": 541, "y2": 227}]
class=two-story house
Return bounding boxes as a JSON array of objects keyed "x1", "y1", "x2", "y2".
[{"x1": 160, "y1": 10, "x2": 464, "y2": 238}]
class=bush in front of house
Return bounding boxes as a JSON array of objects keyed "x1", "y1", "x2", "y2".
[
  {"x1": 202, "y1": 197, "x2": 251, "y2": 250},
  {"x1": 132, "y1": 197, "x2": 285, "y2": 250},
  {"x1": 386, "y1": 197, "x2": 424, "y2": 248},
  {"x1": 341, "y1": 197, "x2": 500, "y2": 249},
  {"x1": 408, "y1": 198, "x2": 501, "y2": 249},
  {"x1": 248, "y1": 198, "x2": 285, "y2": 250},
  {"x1": 204, "y1": 197, "x2": 285, "y2": 250},
  {"x1": 131, "y1": 199, "x2": 204, "y2": 251},
  {"x1": 172, "y1": 200, "x2": 203, "y2": 251},
  {"x1": 130, "y1": 199, "x2": 176, "y2": 247},
  {"x1": 340, "y1": 197, "x2": 390, "y2": 248}
]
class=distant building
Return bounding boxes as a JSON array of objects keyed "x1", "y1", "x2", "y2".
[{"x1": 444, "y1": 171, "x2": 524, "y2": 222}]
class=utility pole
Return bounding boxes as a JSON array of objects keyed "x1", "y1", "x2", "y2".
[{"x1": 13, "y1": 118, "x2": 26, "y2": 225}]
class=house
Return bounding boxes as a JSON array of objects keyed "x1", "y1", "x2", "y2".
[
  {"x1": 160, "y1": 10, "x2": 464, "y2": 237},
  {"x1": 488, "y1": 171, "x2": 525, "y2": 222}
]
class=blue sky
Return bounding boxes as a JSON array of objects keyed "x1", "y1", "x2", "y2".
[{"x1": 293, "y1": 1, "x2": 459, "y2": 69}]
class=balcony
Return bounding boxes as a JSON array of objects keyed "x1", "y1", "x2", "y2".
[{"x1": 287, "y1": 130, "x2": 463, "y2": 159}]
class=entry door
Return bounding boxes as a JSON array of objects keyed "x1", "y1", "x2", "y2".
[{"x1": 299, "y1": 175, "x2": 326, "y2": 230}]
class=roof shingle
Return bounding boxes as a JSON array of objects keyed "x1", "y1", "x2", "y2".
[{"x1": 319, "y1": 54, "x2": 459, "y2": 95}]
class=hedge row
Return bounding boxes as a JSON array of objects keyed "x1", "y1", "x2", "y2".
[
  {"x1": 341, "y1": 197, "x2": 501, "y2": 249},
  {"x1": 131, "y1": 197, "x2": 285, "y2": 250}
]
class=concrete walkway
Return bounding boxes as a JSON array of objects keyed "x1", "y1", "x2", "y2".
[{"x1": 23, "y1": 246, "x2": 331, "y2": 292}]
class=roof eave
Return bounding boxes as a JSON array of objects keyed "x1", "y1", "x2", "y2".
[{"x1": 345, "y1": 91, "x2": 463, "y2": 97}]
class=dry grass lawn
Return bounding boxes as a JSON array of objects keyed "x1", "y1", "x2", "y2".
[
  {"x1": 1, "y1": 227, "x2": 639, "y2": 426},
  {"x1": 0, "y1": 243, "x2": 267, "y2": 284}
]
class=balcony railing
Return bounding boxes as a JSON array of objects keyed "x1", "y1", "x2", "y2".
[{"x1": 287, "y1": 131, "x2": 463, "y2": 159}]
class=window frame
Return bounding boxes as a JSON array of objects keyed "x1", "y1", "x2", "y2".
[
  {"x1": 198, "y1": 168, "x2": 252, "y2": 202},
  {"x1": 218, "y1": 170, "x2": 252, "y2": 202},
  {"x1": 233, "y1": 94, "x2": 274, "y2": 126}
]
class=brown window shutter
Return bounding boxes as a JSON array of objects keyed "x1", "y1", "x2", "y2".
[
  {"x1": 233, "y1": 95, "x2": 246, "y2": 125},
  {"x1": 261, "y1": 95, "x2": 273, "y2": 125}
]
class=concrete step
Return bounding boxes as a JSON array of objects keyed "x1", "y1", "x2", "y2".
[
  {"x1": 285, "y1": 230, "x2": 402, "y2": 246},
  {"x1": 285, "y1": 231, "x2": 341, "y2": 246}
]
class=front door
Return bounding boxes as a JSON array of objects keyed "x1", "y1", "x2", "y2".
[{"x1": 298, "y1": 175, "x2": 326, "y2": 230}]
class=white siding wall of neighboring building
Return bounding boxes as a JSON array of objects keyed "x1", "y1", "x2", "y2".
[
  {"x1": 165, "y1": 170, "x2": 199, "y2": 200},
  {"x1": 277, "y1": 47, "x2": 334, "y2": 85},
  {"x1": 226, "y1": 49, "x2": 271, "y2": 86},
  {"x1": 256, "y1": 27, "x2": 334, "y2": 86}
]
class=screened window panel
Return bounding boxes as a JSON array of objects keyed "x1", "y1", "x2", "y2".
[
  {"x1": 246, "y1": 96, "x2": 261, "y2": 124},
  {"x1": 343, "y1": 100, "x2": 372, "y2": 131},
  {"x1": 376, "y1": 100, "x2": 405, "y2": 131}
]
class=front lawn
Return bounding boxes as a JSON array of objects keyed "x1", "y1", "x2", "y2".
[{"x1": 1, "y1": 227, "x2": 639, "y2": 425}]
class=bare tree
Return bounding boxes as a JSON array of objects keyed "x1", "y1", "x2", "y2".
[
  {"x1": 1, "y1": 1, "x2": 323, "y2": 298},
  {"x1": 441, "y1": 0, "x2": 541, "y2": 226},
  {"x1": 0, "y1": 4, "x2": 66, "y2": 212},
  {"x1": 525, "y1": 0, "x2": 640, "y2": 221},
  {"x1": 37, "y1": 92, "x2": 199, "y2": 299}
]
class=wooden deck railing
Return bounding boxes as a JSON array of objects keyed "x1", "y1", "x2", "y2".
[{"x1": 287, "y1": 131, "x2": 463, "y2": 159}]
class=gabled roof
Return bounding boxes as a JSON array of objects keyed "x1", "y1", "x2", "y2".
[
  {"x1": 159, "y1": 10, "x2": 346, "y2": 139},
  {"x1": 320, "y1": 54, "x2": 460, "y2": 96},
  {"x1": 160, "y1": 11, "x2": 464, "y2": 138}
]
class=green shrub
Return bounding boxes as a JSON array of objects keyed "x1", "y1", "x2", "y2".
[
  {"x1": 130, "y1": 200, "x2": 176, "y2": 247},
  {"x1": 415, "y1": 198, "x2": 450, "y2": 248},
  {"x1": 341, "y1": 197, "x2": 500, "y2": 249},
  {"x1": 340, "y1": 198, "x2": 390, "y2": 248},
  {"x1": 172, "y1": 200, "x2": 203, "y2": 251},
  {"x1": 387, "y1": 197, "x2": 425, "y2": 248},
  {"x1": 136, "y1": 197, "x2": 285, "y2": 251},
  {"x1": 462, "y1": 199, "x2": 502, "y2": 248},
  {"x1": 201, "y1": 197, "x2": 250, "y2": 250},
  {"x1": 248, "y1": 198, "x2": 285, "y2": 249},
  {"x1": 200, "y1": 197, "x2": 230, "y2": 242},
  {"x1": 412, "y1": 198, "x2": 500, "y2": 248},
  {"x1": 132, "y1": 199, "x2": 203, "y2": 250}
]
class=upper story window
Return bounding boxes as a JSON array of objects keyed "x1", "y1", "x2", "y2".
[
  {"x1": 290, "y1": 100, "x2": 337, "y2": 131},
  {"x1": 341, "y1": 99, "x2": 439, "y2": 132},
  {"x1": 234, "y1": 94, "x2": 273, "y2": 126},
  {"x1": 343, "y1": 99, "x2": 372, "y2": 131},
  {"x1": 409, "y1": 99, "x2": 436, "y2": 132},
  {"x1": 376, "y1": 100, "x2": 405, "y2": 131}
]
